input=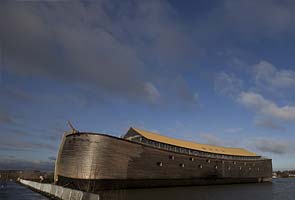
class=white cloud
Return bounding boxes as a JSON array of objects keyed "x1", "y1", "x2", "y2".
[
  {"x1": 199, "y1": 133, "x2": 224, "y2": 146},
  {"x1": 199, "y1": 133, "x2": 294, "y2": 155},
  {"x1": 173, "y1": 76, "x2": 199, "y2": 105},
  {"x1": 238, "y1": 91, "x2": 295, "y2": 121},
  {"x1": 252, "y1": 138, "x2": 292, "y2": 154},
  {"x1": 224, "y1": 128, "x2": 242, "y2": 133},
  {"x1": 0, "y1": 1, "x2": 192, "y2": 103},
  {"x1": 154, "y1": 76, "x2": 199, "y2": 106},
  {"x1": 143, "y1": 82, "x2": 160, "y2": 103},
  {"x1": 193, "y1": 93, "x2": 199, "y2": 102},
  {"x1": 0, "y1": 109, "x2": 20, "y2": 126},
  {"x1": 214, "y1": 72, "x2": 243, "y2": 98},
  {"x1": 253, "y1": 60, "x2": 295, "y2": 90},
  {"x1": 224, "y1": 0, "x2": 295, "y2": 36},
  {"x1": 255, "y1": 118, "x2": 285, "y2": 131}
]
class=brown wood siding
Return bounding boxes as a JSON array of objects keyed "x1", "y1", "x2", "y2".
[{"x1": 55, "y1": 133, "x2": 272, "y2": 188}]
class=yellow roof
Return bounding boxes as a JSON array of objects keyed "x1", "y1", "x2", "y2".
[{"x1": 131, "y1": 127, "x2": 257, "y2": 157}]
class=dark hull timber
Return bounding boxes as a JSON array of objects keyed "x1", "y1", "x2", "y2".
[{"x1": 54, "y1": 132, "x2": 272, "y2": 192}]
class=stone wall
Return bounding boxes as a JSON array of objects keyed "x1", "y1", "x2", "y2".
[{"x1": 19, "y1": 179, "x2": 100, "y2": 200}]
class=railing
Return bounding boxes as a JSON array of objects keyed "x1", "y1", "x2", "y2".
[{"x1": 129, "y1": 137, "x2": 266, "y2": 161}]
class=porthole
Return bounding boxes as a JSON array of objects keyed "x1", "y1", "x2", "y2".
[
  {"x1": 215, "y1": 165, "x2": 218, "y2": 169},
  {"x1": 199, "y1": 164, "x2": 203, "y2": 169},
  {"x1": 180, "y1": 163, "x2": 185, "y2": 168},
  {"x1": 228, "y1": 166, "x2": 231, "y2": 170},
  {"x1": 207, "y1": 159, "x2": 211, "y2": 164},
  {"x1": 222, "y1": 160, "x2": 225, "y2": 164},
  {"x1": 244, "y1": 162, "x2": 247, "y2": 166},
  {"x1": 157, "y1": 162, "x2": 163, "y2": 167},
  {"x1": 249, "y1": 167, "x2": 251, "y2": 170},
  {"x1": 257, "y1": 168, "x2": 260, "y2": 171},
  {"x1": 169, "y1": 155, "x2": 175, "y2": 160},
  {"x1": 239, "y1": 167, "x2": 242, "y2": 170},
  {"x1": 233, "y1": 161, "x2": 236, "y2": 165},
  {"x1": 190, "y1": 157, "x2": 194, "y2": 161}
]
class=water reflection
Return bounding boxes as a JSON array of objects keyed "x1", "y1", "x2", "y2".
[
  {"x1": 1, "y1": 179, "x2": 295, "y2": 200},
  {"x1": 101, "y1": 179, "x2": 295, "y2": 200},
  {"x1": 0, "y1": 181, "x2": 48, "y2": 200}
]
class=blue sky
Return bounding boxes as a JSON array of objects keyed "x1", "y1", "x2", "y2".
[{"x1": 1, "y1": 0, "x2": 295, "y2": 170}]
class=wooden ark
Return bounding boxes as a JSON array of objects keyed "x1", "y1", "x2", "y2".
[{"x1": 54, "y1": 127, "x2": 272, "y2": 192}]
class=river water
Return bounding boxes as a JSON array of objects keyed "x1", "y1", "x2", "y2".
[
  {"x1": 1, "y1": 178, "x2": 295, "y2": 200},
  {"x1": 101, "y1": 178, "x2": 295, "y2": 200},
  {"x1": 0, "y1": 181, "x2": 48, "y2": 200}
]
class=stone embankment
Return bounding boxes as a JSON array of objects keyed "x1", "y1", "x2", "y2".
[{"x1": 20, "y1": 179, "x2": 100, "y2": 200}]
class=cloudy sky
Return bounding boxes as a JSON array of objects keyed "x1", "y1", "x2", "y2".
[{"x1": 1, "y1": 0, "x2": 295, "y2": 171}]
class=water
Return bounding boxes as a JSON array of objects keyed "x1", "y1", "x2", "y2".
[
  {"x1": 1, "y1": 179, "x2": 295, "y2": 200},
  {"x1": 102, "y1": 179, "x2": 295, "y2": 200},
  {"x1": 0, "y1": 181, "x2": 48, "y2": 200}
]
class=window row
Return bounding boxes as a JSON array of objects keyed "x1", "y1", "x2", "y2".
[{"x1": 156, "y1": 161, "x2": 261, "y2": 171}]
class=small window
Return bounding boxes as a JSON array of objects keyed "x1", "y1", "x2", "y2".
[
  {"x1": 169, "y1": 155, "x2": 175, "y2": 160},
  {"x1": 222, "y1": 160, "x2": 225, "y2": 164},
  {"x1": 180, "y1": 163, "x2": 185, "y2": 168},
  {"x1": 157, "y1": 162, "x2": 163, "y2": 167},
  {"x1": 249, "y1": 167, "x2": 251, "y2": 171},
  {"x1": 207, "y1": 159, "x2": 211, "y2": 164},
  {"x1": 257, "y1": 168, "x2": 260, "y2": 171},
  {"x1": 215, "y1": 165, "x2": 218, "y2": 169},
  {"x1": 239, "y1": 167, "x2": 242, "y2": 170},
  {"x1": 244, "y1": 162, "x2": 247, "y2": 166},
  {"x1": 199, "y1": 164, "x2": 203, "y2": 169},
  {"x1": 228, "y1": 166, "x2": 231, "y2": 170},
  {"x1": 189, "y1": 157, "x2": 194, "y2": 161},
  {"x1": 233, "y1": 161, "x2": 236, "y2": 165}
]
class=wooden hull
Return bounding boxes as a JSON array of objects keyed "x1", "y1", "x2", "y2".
[{"x1": 55, "y1": 133, "x2": 272, "y2": 191}]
